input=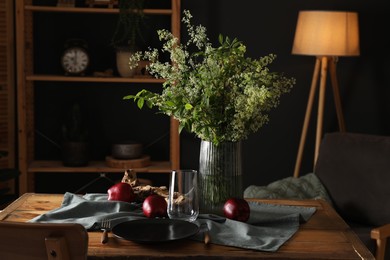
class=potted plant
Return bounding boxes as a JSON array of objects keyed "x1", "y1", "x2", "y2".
[
  {"x1": 124, "y1": 10, "x2": 296, "y2": 213},
  {"x1": 61, "y1": 103, "x2": 89, "y2": 167},
  {"x1": 111, "y1": 0, "x2": 145, "y2": 77}
]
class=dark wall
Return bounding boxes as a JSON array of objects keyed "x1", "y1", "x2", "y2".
[
  {"x1": 33, "y1": 0, "x2": 390, "y2": 192},
  {"x1": 179, "y1": 0, "x2": 390, "y2": 187}
]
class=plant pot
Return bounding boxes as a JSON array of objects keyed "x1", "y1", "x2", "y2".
[
  {"x1": 62, "y1": 141, "x2": 89, "y2": 167},
  {"x1": 198, "y1": 140, "x2": 243, "y2": 215},
  {"x1": 116, "y1": 47, "x2": 136, "y2": 78}
]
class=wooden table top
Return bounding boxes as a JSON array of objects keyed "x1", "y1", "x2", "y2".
[{"x1": 0, "y1": 193, "x2": 375, "y2": 260}]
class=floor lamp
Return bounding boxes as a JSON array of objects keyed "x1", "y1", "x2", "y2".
[{"x1": 292, "y1": 11, "x2": 360, "y2": 178}]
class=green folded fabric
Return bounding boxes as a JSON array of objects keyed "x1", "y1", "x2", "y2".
[
  {"x1": 29, "y1": 192, "x2": 316, "y2": 252},
  {"x1": 192, "y1": 201, "x2": 316, "y2": 251},
  {"x1": 244, "y1": 173, "x2": 332, "y2": 204},
  {"x1": 29, "y1": 192, "x2": 145, "y2": 229}
]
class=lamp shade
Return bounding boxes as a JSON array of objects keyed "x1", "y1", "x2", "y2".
[{"x1": 292, "y1": 11, "x2": 360, "y2": 56}]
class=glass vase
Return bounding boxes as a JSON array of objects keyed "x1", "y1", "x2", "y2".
[{"x1": 198, "y1": 140, "x2": 243, "y2": 214}]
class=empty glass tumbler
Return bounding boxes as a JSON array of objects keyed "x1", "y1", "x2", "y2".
[{"x1": 167, "y1": 170, "x2": 199, "y2": 222}]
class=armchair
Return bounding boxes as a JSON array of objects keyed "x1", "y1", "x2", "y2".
[
  {"x1": 314, "y1": 132, "x2": 390, "y2": 260},
  {"x1": 244, "y1": 132, "x2": 390, "y2": 260}
]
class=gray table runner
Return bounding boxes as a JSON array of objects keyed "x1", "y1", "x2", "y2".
[{"x1": 29, "y1": 192, "x2": 316, "y2": 252}]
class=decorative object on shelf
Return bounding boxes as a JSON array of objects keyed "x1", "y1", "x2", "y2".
[
  {"x1": 57, "y1": 0, "x2": 75, "y2": 7},
  {"x1": 61, "y1": 103, "x2": 89, "y2": 167},
  {"x1": 110, "y1": 0, "x2": 145, "y2": 77},
  {"x1": 86, "y1": 0, "x2": 115, "y2": 8},
  {"x1": 107, "y1": 141, "x2": 149, "y2": 168},
  {"x1": 61, "y1": 39, "x2": 90, "y2": 76},
  {"x1": 291, "y1": 11, "x2": 360, "y2": 178},
  {"x1": 116, "y1": 46, "x2": 137, "y2": 77},
  {"x1": 124, "y1": 10, "x2": 296, "y2": 213},
  {"x1": 105, "y1": 155, "x2": 151, "y2": 168},
  {"x1": 116, "y1": 52, "x2": 150, "y2": 78},
  {"x1": 111, "y1": 141, "x2": 143, "y2": 160},
  {"x1": 134, "y1": 60, "x2": 151, "y2": 77},
  {"x1": 93, "y1": 68, "x2": 114, "y2": 77}
]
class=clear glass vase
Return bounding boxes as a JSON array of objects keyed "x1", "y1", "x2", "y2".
[{"x1": 198, "y1": 140, "x2": 243, "y2": 214}]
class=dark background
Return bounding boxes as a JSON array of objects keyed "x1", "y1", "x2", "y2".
[
  {"x1": 32, "y1": 0, "x2": 390, "y2": 192},
  {"x1": 181, "y1": 0, "x2": 390, "y2": 187}
]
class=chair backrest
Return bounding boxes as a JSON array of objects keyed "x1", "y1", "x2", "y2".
[
  {"x1": 0, "y1": 221, "x2": 88, "y2": 260},
  {"x1": 315, "y1": 132, "x2": 390, "y2": 226}
]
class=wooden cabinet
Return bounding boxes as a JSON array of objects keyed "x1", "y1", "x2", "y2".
[
  {"x1": 15, "y1": 0, "x2": 181, "y2": 194},
  {"x1": 0, "y1": 0, "x2": 17, "y2": 201}
]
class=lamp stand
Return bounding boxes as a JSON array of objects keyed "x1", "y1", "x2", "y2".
[{"x1": 293, "y1": 56, "x2": 346, "y2": 178}]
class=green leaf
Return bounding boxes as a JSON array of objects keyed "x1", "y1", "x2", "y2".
[
  {"x1": 122, "y1": 10, "x2": 296, "y2": 144},
  {"x1": 166, "y1": 101, "x2": 175, "y2": 107},
  {"x1": 146, "y1": 100, "x2": 153, "y2": 109},
  {"x1": 137, "y1": 98, "x2": 145, "y2": 109},
  {"x1": 184, "y1": 103, "x2": 193, "y2": 110},
  {"x1": 123, "y1": 95, "x2": 135, "y2": 100},
  {"x1": 218, "y1": 34, "x2": 223, "y2": 45}
]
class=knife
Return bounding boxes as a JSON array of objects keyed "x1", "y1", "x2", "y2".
[
  {"x1": 197, "y1": 214, "x2": 226, "y2": 223},
  {"x1": 199, "y1": 223, "x2": 210, "y2": 244}
]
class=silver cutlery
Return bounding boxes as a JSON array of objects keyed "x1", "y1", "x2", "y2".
[
  {"x1": 101, "y1": 219, "x2": 111, "y2": 244},
  {"x1": 199, "y1": 223, "x2": 210, "y2": 245}
]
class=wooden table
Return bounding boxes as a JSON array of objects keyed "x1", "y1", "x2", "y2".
[{"x1": 0, "y1": 193, "x2": 375, "y2": 259}]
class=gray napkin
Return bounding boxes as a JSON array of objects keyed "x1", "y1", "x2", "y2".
[
  {"x1": 192, "y1": 201, "x2": 316, "y2": 251},
  {"x1": 29, "y1": 192, "x2": 316, "y2": 252},
  {"x1": 29, "y1": 192, "x2": 145, "y2": 229}
]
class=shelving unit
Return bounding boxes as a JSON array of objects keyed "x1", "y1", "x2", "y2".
[
  {"x1": 0, "y1": 0, "x2": 16, "y2": 200},
  {"x1": 0, "y1": 0, "x2": 15, "y2": 165},
  {"x1": 15, "y1": 0, "x2": 181, "y2": 194}
]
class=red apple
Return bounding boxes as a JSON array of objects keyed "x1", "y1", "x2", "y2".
[
  {"x1": 142, "y1": 195, "x2": 168, "y2": 218},
  {"x1": 223, "y1": 198, "x2": 250, "y2": 222},
  {"x1": 107, "y1": 182, "x2": 136, "y2": 203}
]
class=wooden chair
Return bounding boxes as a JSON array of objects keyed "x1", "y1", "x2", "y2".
[
  {"x1": 0, "y1": 222, "x2": 88, "y2": 260},
  {"x1": 372, "y1": 224, "x2": 390, "y2": 260}
]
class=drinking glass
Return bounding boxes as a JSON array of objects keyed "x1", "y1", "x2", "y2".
[{"x1": 167, "y1": 169, "x2": 199, "y2": 222}]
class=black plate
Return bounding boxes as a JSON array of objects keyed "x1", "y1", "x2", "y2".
[{"x1": 112, "y1": 219, "x2": 199, "y2": 243}]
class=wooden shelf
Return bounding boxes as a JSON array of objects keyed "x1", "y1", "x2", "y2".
[
  {"x1": 25, "y1": 6, "x2": 173, "y2": 15},
  {"x1": 29, "y1": 160, "x2": 171, "y2": 173},
  {"x1": 26, "y1": 74, "x2": 164, "y2": 83},
  {"x1": 16, "y1": 0, "x2": 181, "y2": 193}
]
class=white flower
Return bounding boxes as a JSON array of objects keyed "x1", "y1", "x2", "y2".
[{"x1": 124, "y1": 10, "x2": 296, "y2": 145}]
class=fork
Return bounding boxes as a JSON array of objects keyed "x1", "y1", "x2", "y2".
[
  {"x1": 199, "y1": 223, "x2": 210, "y2": 245},
  {"x1": 100, "y1": 219, "x2": 111, "y2": 244}
]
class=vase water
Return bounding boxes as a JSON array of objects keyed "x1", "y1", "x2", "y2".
[{"x1": 198, "y1": 140, "x2": 243, "y2": 214}]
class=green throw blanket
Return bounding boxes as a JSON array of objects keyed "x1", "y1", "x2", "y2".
[{"x1": 244, "y1": 173, "x2": 332, "y2": 204}]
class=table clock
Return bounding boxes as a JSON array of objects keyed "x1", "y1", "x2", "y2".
[{"x1": 61, "y1": 39, "x2": 90, "y2": 76}]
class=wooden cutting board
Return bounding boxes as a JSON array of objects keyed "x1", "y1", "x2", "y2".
[{"x1": 105, "y1": 155, "x2": 151, "y2": 168}]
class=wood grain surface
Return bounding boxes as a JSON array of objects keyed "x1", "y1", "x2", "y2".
[{"x1": 0, "y1": 193, "x2": 375, "y2": 259}]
